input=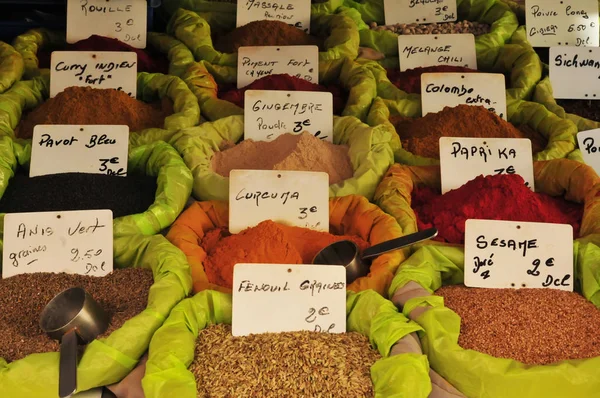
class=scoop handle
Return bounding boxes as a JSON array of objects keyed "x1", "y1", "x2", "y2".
[
  {"x1": 59, "y1": 328, "x2": 78, "y2": 398},
  {"x1": 361, "y1": 228, "x2": 438, "y2": 261}
]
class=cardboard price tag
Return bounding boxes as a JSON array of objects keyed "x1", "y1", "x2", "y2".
[
  {"x1": 384, "y1": 0, "x2": 457, "y2": 25},
  {"x1": 398, "y1": 34, "x2": 477, "y2": 71},
  {"x1": 67, "y1": 0, "x2": 147, "y2": 48},
  {"x1": 229, "y1": 170, "x2": 329, "y2": 234},
  {"x1": 30, "y1": 125, "x2": 129, "y2": 177},
  {"x1": 577, "y1": 128, "x2": 600, "y2": 174},
  {"x1": 50, "y1": 51, "x2": 137, "y2": 98},
  {"x1": 237, "y1": 0, "x2": 311, "y2": 33},
  {"x1": 439, "y1": 137, "x2": 534, "y2": 194},
  {"x1": 550, "y1": 47, "x2": 600, "y2": 99},
  {"x1": 464, "y1": 220, "x2": 573, "y2": 291},
  {"x1": 244, "y1": 90, "x2": 333, "y2": 142},
  {"x1": 526, "y1": 0, "x2": 599, "y2": 47},
  {"x1": 2, "y1": 210, "x2": 113, "y2": 279},
  {"x1": 237, "y1": 45, "x2": 318, "y2": 89},
  {"x1": 232, "y1": 263, "x2": 346, "y2": 336},
  {"x1": 421, "y1": 72, "x2": 507, "y2": 120}
]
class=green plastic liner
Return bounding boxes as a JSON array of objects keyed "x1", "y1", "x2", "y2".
[{"x1": 0, "y1": 41, "x2": 24, "y2": 94}]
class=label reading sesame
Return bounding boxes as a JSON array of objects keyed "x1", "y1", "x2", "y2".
[
  {"x1": 383, "y1": 0, "x2": 457, "y2": 25},
  {"x1": 397, "y1": 34, "x2": 477, "y2": 71},
  {"x1": 232, "y1": 263, "x2": 346, "y2": 336},
  {"x1": 237, "y1": 0, "x2": 311, "y2": 33},
  {"x1": 421, "y1": 72, "x2": 507, "y2": 120},
  {"x1": 577, "y1": 128, "x2": 600, "y2": 173},
  {"x1": 464, "y1": 220, "x2": 573, "y2": 291},
  {"x1": 550, "y1": 46, "x2": 600, "y2": 99}
]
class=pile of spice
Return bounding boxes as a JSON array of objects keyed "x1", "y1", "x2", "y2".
[
  {"x1": 369, "y1": 20, "x2": 491, "y2": 35},
  {"x1": 556, "y1": 99, "x2": 600, "y2": 122},
  {"x1": 0, "y1": 268, "x2": 154, "y2": 362},
  {"x1": 386, "y1": 66, "x2": 479, "y2": 94},
  {"x1": 392, "y1": 105, "x2": 548, "y2": 158},
  {"x1": 190, "y1": 323, "x2": 380, "y2": 397},
  {"x1": 212, "y1": 132, "x2": 354, "y2": 185},
  {"x1": 202, "y1": 220, "x2": 369, "y2": 289},
  {"x1": 436, "y1": 285, "x2": 600, "y2": 365},
  {"x1": 214, "y1": 20, "x2": 321, "y2": 53},
  {"x1": 412, "y1": 174, "x2": 583, "y2": 244},
  {"x1": 0, "y1": 171, "x2": 157, "y2": 218},
  {"x1": 219, "y1": 74, "x2": 346, "y2": 114},
  {"x1": 37, "y1": 35, "x2": 169, "y2": 74},
  {"x1": 16, "y1": 86, "x2": 173, "y2": 139}
]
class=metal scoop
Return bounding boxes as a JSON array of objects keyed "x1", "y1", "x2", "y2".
[
  {"x1": 40, "y1": 287, "x2": 110, "y2": 398},
  {"x1": 313, "y1": 228, "x2": 438, "y2": 284}
]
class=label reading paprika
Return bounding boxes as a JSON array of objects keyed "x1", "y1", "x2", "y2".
[
  {"x1": 237, "y1": 0, "x2": 311, "y2": 33},
  {"x1": 549, "y1": 47, "x2": 600, "y2": 99},
  {"x1": 232, "y1": 263, "x2": 346, "y2": 336},
  {"x1": 421, "y1": 72, "x2": 507, "y2": 120},
  {"x1": 439, "y1": 137, "x2": 534, "y2": 194},
  {"x1": 30, "y1": 125, "x2": 129, "y2": 178},
  {"x1": 2, "y1": 210, "x2": 114, "y2": 279},
  {"x1": 397, "y1": 34, "x2": 477, "y2": 71},
  {"x1": 244, "y1": 90, "x2": 333, "y2": 142},
  {"x1": 576, "y1": 128, "x2": 600, "y2": 174},
  {"x1": 67, "y1": 0, "x2": 147, "y2": 48},
  {"x1": 464, "y1": 220, "x2": 573, "y2": 291},
  {"x1": 237, "y1": 45, "x2": 318, "y2": 89},
  {"x1": 229, "y1": 170, "x2": 329, "y2": 234},
  {"x1": 525, "y1": 0, "x2": 598, "y2": 47},
  {"x1": 384, "y1": 0, "x2": 457, "y2": 25},
  {"x1": 50, "y1": 51, "x2": 137, "y2": 98}
]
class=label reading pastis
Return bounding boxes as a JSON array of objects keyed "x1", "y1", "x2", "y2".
[
  {"x1": 550, "y1": 46, "x2": 600, "y2": 99},
  {"x1": 384, "y1": 0, "x2": 457, "y2": 25},
  {"x1": 237, "y1": 0, "x2": 311, "y2": 33},
  {"x1": 464, "y1": 220, "x2": 573, "y2": 291},
  {"x1": 398, "y1": 34, "x2": 477, "y2": 71},
  {"x1": 229, "y1": 170, "x2": 329, "y2": 234},
  {"x1": 421, "y1": 72, "x2": 507, "y2": 120},
  {"x1": 577, "y1": 128, "x2": 600, "y2": 174}
]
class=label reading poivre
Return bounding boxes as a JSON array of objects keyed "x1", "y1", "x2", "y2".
[
  {"x1": 229, "y1": 170, "x2": 329, "y2": 234},
  {"x1": 398, "y1": 34, "x2": 477, "y2": 71},
  {"x1": 50, "y1": 51, "x2": 137, "y2": 98},
  {"x1": 421, "y1": 72, "x2": 507, "y2": 120},
  {"x1": 67, "y1": 0, "x2": 147, "y2": 48},
  {"x1": 439, "y1": 137, "x2": 534, "y2": 194},
  {"x1": 384, "y1": 0, "x2": 457, "y2": 25},
  {"x1": 237, "y1": 0, "x2": 311, "y2": 33},
  {"x1": 464, "y1": 220, "x2": 573, "y2": 291},
  {"x1": 30, "y1": 125, "x2": 129, "y2": 177},
  {"x1": 237, "y1": 45, "x2": 318, "y2": 89},
  {"x1": 577, "y1": 128, "x2": 600, "y2": 174},
  {"x1": 550, "y1": 47, "x2": 600, "y2": 99},
  {"x1": 244, "y1": 90, "x2": 333, "y2": 142},
  {"x1": 2, "y1": 210, "x2": 113, "y2": 279},
  {"x1": 525, "y1": 0, "x2": 599, "y2": 47},
  {"x1": 232, "y1": 263, "x2": 346, "y2": 336}
]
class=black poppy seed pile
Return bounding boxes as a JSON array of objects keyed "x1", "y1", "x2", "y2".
[
  {"x1": 556, "y1": 99, "x2": 600, "y2": 122},
  {"x1": 0, "y1": 171, "x2": 157, "y2": 217}
]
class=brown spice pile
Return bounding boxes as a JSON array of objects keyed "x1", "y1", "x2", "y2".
[
  {"x1": 212, "y1": 132, "x2": 354, "y2": 184},
  {"x1": 436, "y1": 285, "x2": 600, "y2": 365},
  {"x1": 392, "y1": 105, "x2": 547, "y2": 158},
  {"x1": 370, "y1": 20, "x2": 491, "y2": 36},
  {"x1": 0, "y1": 268, "x2": 154, "y2": 362},
  {"x1": 190, "y1": 324, "x2": 380, "y2": 397},
  {"x1": 16, "y1": 86, "x2": 173, "y2": 139}
]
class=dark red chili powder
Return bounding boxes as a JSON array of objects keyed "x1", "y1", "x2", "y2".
[
  {"x1": 218, "y1": 74, "x2": 346, "y2": 114},
  {"x1": 386, "y1": 65, "x2": 478, "y2": 94},
  {"x1": 412, "y1": 174, "x2": 583, "y2": 244}
]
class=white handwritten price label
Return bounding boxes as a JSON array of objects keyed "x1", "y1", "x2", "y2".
[
  {"x1": 232, "y1": 263, "x2": 346, "y2": 336},
  {"x1": 2, "y1": 210, "x2": 113, "y2": 279},
  {"x1": 384, "y1": 0, "x2": 457, "y2": 25},
  {"x1": 229, "y1": 170, "x2": 329, "y2": 234},
  {"x1": 50, "y1": 51, "x2": 137, "y2": 98},
  {"x1": 237, "y1": 0, "x2": 311, "y2": 33},
  {"x1": 550, "y1": 47, "x2": 600, "y2": 99},
  {"x1": 526, "y1": 0, "x2": 599, "y2": 47},
  {"x1": 237, "y1": 45, "x2": 318, "y2": 89},
  {"x1": 397, "y1": 34, "x2": 477, "y2": 72},
  {"x1": 577, "y1": 128, "x2": 600, "y2": 173},
  {"x1": 30, "y1": 125, "x2": 128, "y2": 178},
  {"x1": 244, "y1": 90, "x2": 333, "y2": 142},
  {"x1": 464, "y1": 220, "x2": 573, "y2": 291},
  {"x1": 439, "y1": 137, "x2": 534, "y2": 194},
  {"x1": 67, "y1": 0, "x2": 147, "y2": 48},
  {"x1": 421, "y1": 72, "x2": 507, "y2": 120}
]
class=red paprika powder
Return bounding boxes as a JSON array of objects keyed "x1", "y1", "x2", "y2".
[
  {"x1": 412, "y1": 174, "x2": 583, "y2": 244},
  {"x1": 386, "y1": 65, "x2": 478, "y2": 94}
]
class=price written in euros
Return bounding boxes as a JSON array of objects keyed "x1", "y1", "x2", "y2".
[
  {"x1": 70, "y1": 247, "x2": 106, "y2": 275},
  {"x1": 305, "y1": 306, "x2": 335, "y2": 332}
]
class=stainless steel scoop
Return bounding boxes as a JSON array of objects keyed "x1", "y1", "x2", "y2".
[
  {"x1": 40, "y1": 287, "x2": 110, "y2": 398},
  {"x1": 312, "y1": 228, "x2": 438, "y2": 284}
]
